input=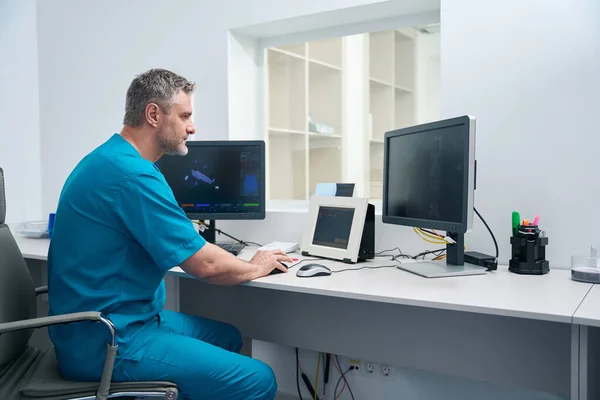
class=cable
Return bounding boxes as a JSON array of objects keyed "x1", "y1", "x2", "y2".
[
  {"x1": 415, "y1": 227, "x2": 446, "y2": 242},
  {"x1": 372, "y1": 246, "x2": 450, "y2": 262},
  {"x1": 413, "y1": 248, "x2": 446, "y2": 259},
  {"x1": 295, "y1": 348, "x2": 320, "y2": 400},
  {"x1": 323, "y1": 353, "x2": 331, "y2": 396},
  {"x1": 433, "y1": 253, "x2": 447, "y2": 261},
  {"x1": 414, "y1": 227, "x2": 447, "y2": 245},
  {"x1": 333, "y1": 368, "x2": 355, "y2": 400},
  {"x1": 370, "y1": 247, "x2": 412, "y2": 261},
  {"x1": 295, "y1": 348, "x2": 319, "y2": 400},
  {"x1": 332, "y1": 264, "x2": 398, "y2": 274},
  {"x1": 244, "y1": 241, "x2": 264, "y2": 247},
  {"x1": 194, "y1": 221, "x2": 263, "y2": 247},
  {"x1": 374, "y1": 247, "x2": 404, "y2": 255},
  {"x1": 474, "y1": 207, "x2": 499, "y2": 260},
  {"x1": 215, "y1": 228, "x2": 263, "y2": 247},
  {"x1": 330, "y1": 354, "x2": 346, "y2": 398},
  {"x1": 334, "y1": 355, "x2": 355, "y2": 400},
  {"x1": 314, "y1": 353, "x2": 320, "y2": 400},
  {"x1": 373, "y1": 246, "x2": 450, "y2": 262},
  {"x1": 289, "y1": 258, "x2": 322, "y2": 269},
  {"x1": 420, "y1": 228, "x2": 443, "y2": 237},
  {"x1": 296, "y1": 348, "x2": 303, "y2": 400},
  {"x1": 301, "y1": 374, "x2": 319, "y2": 400},
  {"x1": 333, "y1": 369, "x2": 351, "y2": 400}
]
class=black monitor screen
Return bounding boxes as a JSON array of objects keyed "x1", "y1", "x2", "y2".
[
  {"x1": 312, "y1": 206, "x2": 355, "y2": 249},
  {"x1": 385, "y1": 125, "x2": 467, "y2": 225},
  {"x1": 156, "y1": 141, "x2": 265, "y2": 220}
]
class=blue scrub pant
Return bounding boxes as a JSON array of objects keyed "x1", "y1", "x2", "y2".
[{"x1": 113, "y1": 310, "x2": 277, "y2": 400}]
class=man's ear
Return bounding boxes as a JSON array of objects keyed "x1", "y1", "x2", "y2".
[{"x1": 145, "y1": 103, "x2": 160, "y2": 127}]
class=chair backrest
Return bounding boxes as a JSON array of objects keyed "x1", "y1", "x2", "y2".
[{"x1": 0, "y1": 167, "x2": 37, "y2": 366}]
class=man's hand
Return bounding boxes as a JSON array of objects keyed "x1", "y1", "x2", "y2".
[
  {"x1": 250, "y1": 249, "x2": 293, "y2": 276},
  {"x1": 181, "y1": 245, "x2": 295, "y2": 285}
]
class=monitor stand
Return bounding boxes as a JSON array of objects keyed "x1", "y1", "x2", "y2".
[
  {"x1": 396, "y1": 232, "x2": 487, "y2": 278},
  {"x1": 446, "y1": 232, "x2": 464, "y2": 266},
  {"x1": 397, "y1": 260, "x2": 487, "y2": 278},
  {"x1": 196, "y1": 220, "x2": 246, "y2": 255},
  {"x1": 198, "y1": 219, "x2": 217, "y2": 244}
]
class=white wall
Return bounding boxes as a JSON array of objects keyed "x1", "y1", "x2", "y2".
[
  {"x1": 442, "y1": 0, "x2": 600, "y2": 267},
  {"x1": 416, "y1": 30, "x2": 440, "y2": 123},
  {"x1": 36, "y1": 0, "x2": 430, "y2": 215},
  {"x1": 0, "y1": 0, "x2": 42, "y2": 223}
]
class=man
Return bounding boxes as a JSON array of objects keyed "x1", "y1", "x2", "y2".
[{"x1": 47, "y1": 68, "x2": 291, "y2": 400}]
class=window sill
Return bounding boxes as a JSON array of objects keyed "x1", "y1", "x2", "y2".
[
  {"x1": 266, "y1": 200, "x2": 309, "y2": 213},
  {"x1": 266, "y1": 199, "x2": 383, "y2": 215}
]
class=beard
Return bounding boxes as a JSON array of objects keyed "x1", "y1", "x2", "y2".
[{"x1": 158, "y1": 124, "x2": 188, "y2": 156}]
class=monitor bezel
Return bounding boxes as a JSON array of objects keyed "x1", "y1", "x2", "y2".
[
  {"x1": 301, "y1": 196, "x2": 369, "y2": 263},
  {"x1": 382, "y1": 116, "x2": 475, "y2": 234},
  {"x1": 157, "y1": 140, "x2": 266, "y2": 221}
]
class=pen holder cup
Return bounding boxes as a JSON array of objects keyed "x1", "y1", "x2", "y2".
[{"x1": 509, "y1": 226, "x2": 549, "y2": 275}]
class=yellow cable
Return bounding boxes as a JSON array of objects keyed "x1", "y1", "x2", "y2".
[
  {"x1": 412, "y1": 228, "x2": 468, "y2": 261},
  {"x1": 414, "y1": 227, "x2": 444, "y2": 242},
  {"x1": 314, "y1": 352, "x2": 320, "y2": 400},
  {"x1": 414, "y1": 228, "x2": 446, "y2": 245},
  {"x1": 417, "y1": 228, "x2": 446, "y2": 242}
]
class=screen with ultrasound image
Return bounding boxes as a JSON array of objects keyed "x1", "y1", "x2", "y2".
[
  {"x1": 156, "y1": 144, "x2": 262, "y2": 216},
  {"x1": 312, "y1": 206, "x2": 355, "y2": 249},
  {"x1": 385, "y1": 125, "x2": 466, "y2": 224}
]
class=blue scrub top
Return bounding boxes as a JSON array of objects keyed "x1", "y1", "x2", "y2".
[{"x1": 48, "y1": 134, "x2": 205, "y2": 377}]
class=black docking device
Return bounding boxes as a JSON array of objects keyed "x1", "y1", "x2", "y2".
[{"x1": 464, "y1": 251, "x2": 497, "y2": 271}]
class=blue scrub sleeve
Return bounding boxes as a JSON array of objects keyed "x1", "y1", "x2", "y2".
[{"x1": 116, "y1": 171, "x2": 206, "y2": 271}]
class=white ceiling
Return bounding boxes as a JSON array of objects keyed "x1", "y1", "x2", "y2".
[{"x1": 232, "y1": 0, "x2": 441, "y2": 39}]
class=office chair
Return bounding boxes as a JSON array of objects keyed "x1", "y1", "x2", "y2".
[{"x1": 0, "y1": 167, "x2": 179, "y2": 400}]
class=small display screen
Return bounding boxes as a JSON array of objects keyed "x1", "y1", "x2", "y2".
[{"x1": 312, "y1": 206, "x2": 355, "y2": 249}]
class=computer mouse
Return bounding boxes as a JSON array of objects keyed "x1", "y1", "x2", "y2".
[
  {"x1": 296, "y1": 263, "x2": 332, "y2": 277},
  {"x1": 269, "y1": 262, "x2": 288, "y2": 275}
]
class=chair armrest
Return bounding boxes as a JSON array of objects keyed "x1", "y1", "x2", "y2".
[
  {"x1": 0, "y1": 311, "x2": 119, "y2": 400},
  {"x1": 35, "y1": 286, "x2": 48, "y2": 296},
  {"x1": 0, "y1": 312, "x2": 101, "y2": 335}
]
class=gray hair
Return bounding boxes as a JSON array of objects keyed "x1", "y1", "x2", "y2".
[{"x1": 123, "y1": 68, "x2": 196, "y2": 127}]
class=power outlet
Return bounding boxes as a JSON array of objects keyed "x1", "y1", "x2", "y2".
[
  {"x1": 337, "y1": 356, "x2": 361, "y2": 374},
  {"x1": 337, "y1": 356, "x2": 396, "y2": 380},
  {"x1": 381, "y1": 364, "x2": 393, "y2": 377},
  {"x1": 348, "y1": 358, "x2": 361, "y2": 373}
]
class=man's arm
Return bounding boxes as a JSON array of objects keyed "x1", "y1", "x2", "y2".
[
  {"x1": 180, "y1": 243, "x2": 292, "y2": 285},
  {"x1": 115, "y1": 171, "x2": 291, "y2": 283}
]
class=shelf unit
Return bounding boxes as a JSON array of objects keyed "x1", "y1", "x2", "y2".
[
  {"x1": 264, "y1": 26, "x2": 439, "y2": 201},
  {"x1": 265, "y1": 38, "x2": 344, "y2": 200},
  {"x1": 368, "y1": 28, "x2": 417, "y2": 199}
]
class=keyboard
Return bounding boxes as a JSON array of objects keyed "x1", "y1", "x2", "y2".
[
  {"x1": 258, "y1": 241, "x2": 299, "y2": 253},
  {"x1": 217, "y1": 242, "x2": 246, "y2": 256}
]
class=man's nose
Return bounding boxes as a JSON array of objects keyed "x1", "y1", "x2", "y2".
[{"x1": 188, "y1": 123, "x2": 196, "y2": 135}]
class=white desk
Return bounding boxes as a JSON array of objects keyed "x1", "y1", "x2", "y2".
[
  {"x1": 15, "y1": 234, "x2": 50, "y2": 261},
  {"x1": 573, "y1": 285, "x2": 600, "y2": 328},
  {"x1": 15, "y1": 235, "x2": 594, "y2": 399},
  {"x1": 172, "y1": 254, "x2": 587, "y2": 324}
]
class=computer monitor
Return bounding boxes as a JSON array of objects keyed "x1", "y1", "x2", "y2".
[
  {"x1": 156, "y1": 140, "x2": 265, "y2": 242},
  {"x1": 382, "y1": 116, "x2": 476, "y2": 267}
]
